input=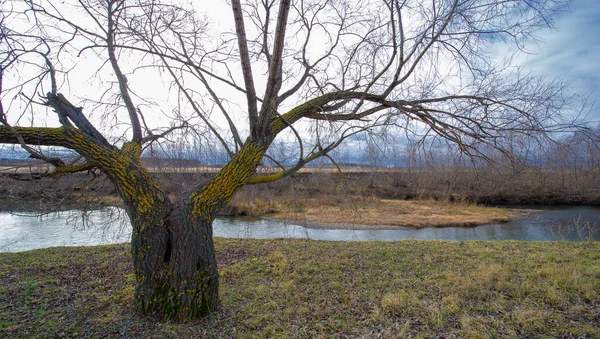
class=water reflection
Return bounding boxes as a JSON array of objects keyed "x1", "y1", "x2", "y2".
[
  {"x1": 1, "y1": 205, "x2": 599, "y2": 252},
  {"x1": 215, "y1": 208, "x2": 600, "y2": 242},
  {"x1": 0, "y1": 207, "x2": 130, "y2": 252}
]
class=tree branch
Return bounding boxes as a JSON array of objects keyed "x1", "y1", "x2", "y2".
[
  {"x1": 256, "y1": 0, "x2": 291, "y2": 140},
  {"x1": 231, "y1": 0, "x2": 260, "y2": 140},
  {"x1": 107, "y1": 0, "x2": 143, "y2": 142},
  {"x1": 44, "y1": 93, "x2": 114, "y2": 149},
  {"x1": 0, "y1": 127, "x2": 75, "y2": 148}
]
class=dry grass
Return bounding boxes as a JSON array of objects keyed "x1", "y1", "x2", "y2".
[
  {"x1": 277, "y1": 197, "x2": 513, "y2": 228},
  {"x1": 228, "y1": 194, "x2": 515, "y2": 228},
  {"x1": 1, "y1": 240, "x2": 599, "y2": 338}
]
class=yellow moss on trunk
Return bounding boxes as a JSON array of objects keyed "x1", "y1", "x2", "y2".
[{"x1": 191, "y1": 140, "x2": 267, "y2": 218}]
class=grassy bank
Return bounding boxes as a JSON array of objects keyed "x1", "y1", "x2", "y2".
[
  {"x1": 1, "y1": 239, "x2": 599, "y2": 338},
  {"x1": 229, "y1": 196, "x2": 515, "y2": 228},
  {"x1": 0, "y1": 185, "x2": 518, "y2": 229}
]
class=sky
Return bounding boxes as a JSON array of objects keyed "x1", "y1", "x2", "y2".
[
  {"x1": 521, "y1": 0, "x2": 600, "y2": 123},
  {"x1": 2, "y1": 0, "x2": 599, "y2": 146},
  {"x1": 160, "y1": 0, "x2": 600, "y2": 126},
  {"x1": 1, "y1": 0, "x2": 599, "y2": 166}
]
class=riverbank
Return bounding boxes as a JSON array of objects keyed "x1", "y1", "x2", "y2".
[
  {"x1": 259, "y1": 198, "x2": 518, "y2": 229},
  {"x1": 2, "y1": 166, "x2": 599, "y2": 212},
  {"x1": 1, "y1": 166, "x2": 597, "y2": 230},
  {"x1": 1, "y1": 193, "x2": 520, "y2": 230},
  {"x1": 1, "y1": 239, "x2": 599, "y2": 338},
  {"x1": 225, "y1": 192, "x2": 524, "y2": 229}
]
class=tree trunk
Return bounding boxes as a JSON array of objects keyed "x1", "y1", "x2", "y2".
[
  {"x1": 0, "y1": 127, "x2": 268, "y2": 322},
  {"x1": 113, "y1": 160, "x2": 220, "y2": 321},
  {"x1": 120, "y1": 140, "x2": 266, "y2": 321},
  {"x1": 129, "y1": 197, "x2": 219, "y2": 321},
  {"x1": 167, "y1": 201, "x2": 219, "y2": 319}
]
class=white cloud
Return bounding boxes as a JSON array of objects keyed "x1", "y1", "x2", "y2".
[{"x1": 523, "y1": 0, "x2": 600, "y2": 121}]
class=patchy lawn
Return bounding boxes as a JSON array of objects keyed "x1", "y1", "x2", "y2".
[{"x1": 1, "y1": 239, "x2": 599, "y2": 338}]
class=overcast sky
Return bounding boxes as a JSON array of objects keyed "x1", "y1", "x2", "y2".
[
  {"x1": 522, "y1": 0, "x2": 600, "y2": 123},
  {"x1": 208, "y1": 0, "x2": 600, "y2": 124}
]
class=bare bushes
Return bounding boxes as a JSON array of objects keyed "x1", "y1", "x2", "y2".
[
  {"x1": 227, "y1": 165, "x2": 600, "y2": 216},
  {"x1": 0, "y1": 172, "x2": 115, "y2": 211},
  {"x1": 1, "y1": 164, "x2": 597, "y2": 214},
  {"x1": 353, "y1": 166, "x2": 600, "y2": 205}
]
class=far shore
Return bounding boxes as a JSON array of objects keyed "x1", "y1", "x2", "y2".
[
  {"x1": 227, "y1": 197, "x2": 531, "y2": 229},
  {"x1": 0, "y1": 195, "x2": 535, "y2": 230}
]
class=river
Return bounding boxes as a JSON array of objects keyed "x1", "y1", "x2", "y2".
[{"x1": 1, "y1": 205, "x2": 599, "y2": 252}]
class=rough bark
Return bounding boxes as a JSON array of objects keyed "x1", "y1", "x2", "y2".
[
  {"x1": 0, "y1": 128, "x2": 268, "y2": 321},
  {"x1": 128, "y1": 195, "x2": 218, "y2": 321},
  {"x1": 123, "y1": 139, "x2": 267, "y2": 321}
]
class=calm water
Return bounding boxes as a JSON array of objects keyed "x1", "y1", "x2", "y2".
[{"x1": 1, "y1": 206, "x2": 599, "y2": 252}]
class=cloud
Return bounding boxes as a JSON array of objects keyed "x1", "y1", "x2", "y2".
[{"x1": 524, "y1": 0, "x2": 600, "y2": 121}]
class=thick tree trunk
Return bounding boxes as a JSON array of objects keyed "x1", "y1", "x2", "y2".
[
  {"x1": 121, "y1": 140, "x2": 267, "y2": 321},
  {"x1": 0, "y1": 125, "x2": 269, "y2": 322},
  {"x1": 128, "y1": 198, "x2": 219, "y2": 321},
  {"x1": 113, "y1": 160, "x2": 219, "y2": 321}
]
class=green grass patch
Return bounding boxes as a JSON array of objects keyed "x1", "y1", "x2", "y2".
[{"x1": 1, "y1": 239, "x2": 599, "y2": 338}]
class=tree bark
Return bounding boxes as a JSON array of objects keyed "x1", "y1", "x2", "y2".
[
  {"x1": 123, "y1": 139, "x2": 266, "y2": 321},
  {"x1": 128, "y1": 197, "x2": 219, "y2": 321},
  {"x1": 0, "y1": 127, "x2": 267, "y2": 321}
]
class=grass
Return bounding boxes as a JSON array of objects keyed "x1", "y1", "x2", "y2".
[
  {"x1": 1, "y1": 239, "x2": 599, "y2": 338},
  {"x1": 228, "y1": 194, "x2": 515, "y2": 228}
]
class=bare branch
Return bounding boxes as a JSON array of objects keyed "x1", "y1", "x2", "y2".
[
  {"x1": 45, "y1": 93, "x2": 114, "y2": 149},
  {"x1": 231, "y1": 0, "x2": 260, "y2": 139},
  {"x1": 256, "y1": 0, "x2": 291, "y2": 141},
  {"x1": 106, "y1": 0, "x2": 143, "y2": 142}
]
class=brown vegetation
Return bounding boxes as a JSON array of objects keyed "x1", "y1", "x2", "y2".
[
  {"x1": 1, "y1": 163, "x2": 598, "y2": 215},
  {"x1": 269, "y1": 198, "x2": 514, "y2": 228}
]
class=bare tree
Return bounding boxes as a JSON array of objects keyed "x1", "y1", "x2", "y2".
[{"x1": 0, "y1": 0, "x2": 580, "y2": 321}]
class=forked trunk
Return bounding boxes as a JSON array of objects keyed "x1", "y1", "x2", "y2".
[
  {"x1": 120, "y1": 140, "x2": 267, "y2": 321},
  {"x1": 0, "y1": 124, "x2": 269, "y2": 322}
]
